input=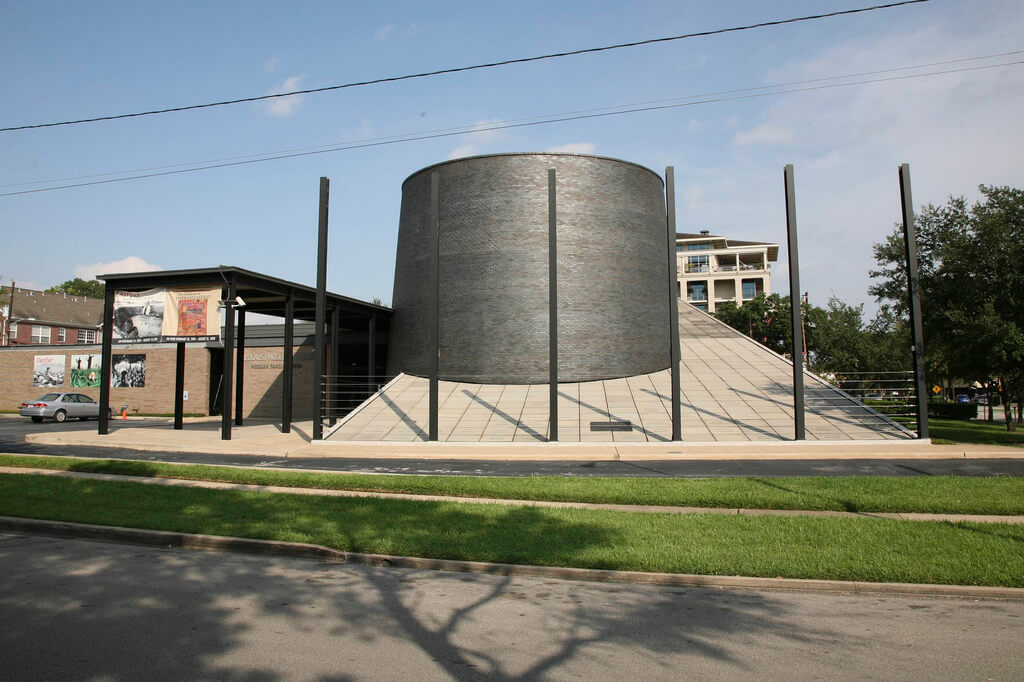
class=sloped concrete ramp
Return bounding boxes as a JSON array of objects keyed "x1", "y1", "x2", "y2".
[{"x1": 327, "y1": 304, "x2": 912, "y2": 443}]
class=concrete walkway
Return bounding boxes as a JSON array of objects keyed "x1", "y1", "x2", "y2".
[{"x1": 20, "y1": 416, "x2": 1024, "y2": 460}]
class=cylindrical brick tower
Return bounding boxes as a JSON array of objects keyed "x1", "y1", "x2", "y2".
[{"x1": 387, "y1": 152, "x2": 669, "y2": 383}]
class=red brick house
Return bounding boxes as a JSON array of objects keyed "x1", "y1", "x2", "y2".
[{"x1": 1, "y1": 285, "x2": 103, "y2": 346}]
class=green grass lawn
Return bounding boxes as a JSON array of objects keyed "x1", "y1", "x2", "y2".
[
  {"x1": 1, "y1": 473, "x2": 1021, "y2": 587},
  {"x1": 1, "y1": 454, "x2": 1023, "y2": 515},
  {"x1": 929, "y1": 417, "x2": 1024, "y2": 447}
]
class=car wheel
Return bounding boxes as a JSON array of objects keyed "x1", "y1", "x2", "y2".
[
  {"x1": 31, "y1": 416, "x2": 43, "y2": 423},
  {"x1": 54, "y1": 409, "x2": 67, "y2": 423}
]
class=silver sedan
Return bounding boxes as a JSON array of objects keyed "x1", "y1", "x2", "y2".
[{"x1": 19, "y1": 392, "x2": 111, "y2": 423}]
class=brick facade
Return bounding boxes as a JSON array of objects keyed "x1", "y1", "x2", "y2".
[
  {"x1": 1, "y1": 342, "x2": 318, "y2": 419},
  {"x1": 388, "y1": 153, "x2": 671, "y2": 384}
]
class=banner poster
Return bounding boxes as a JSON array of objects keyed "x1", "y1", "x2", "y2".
[
  {"x1": 70, "y1": 354, "x2": 102, "y2": 387},
  {"x1": 113, "y1": 287, "x2": 220, "y2": 343},
  {"x1": 163, "y1": 288, "x2": 220, "y2": 342},
  {"x1": 111, "y1": 354, "x2": 146, "y2": 388},
  {"x1": 33, "y1": 355, "x2": 65, "y2": 388}
]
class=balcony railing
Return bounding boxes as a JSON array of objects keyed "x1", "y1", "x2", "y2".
[{"x1": 681, "y1": 263, "x2": 766, "y2": 274}]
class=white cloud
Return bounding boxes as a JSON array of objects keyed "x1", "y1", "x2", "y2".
[
  {"x1": 73, "y1": 257, "x2": 162, "y2": 281},
  {"x1": 677, "y1": 1, "x2": 1024, "y2": 314},
  {"x1": 732, "y1": 122, "x2": 794, "y2": 147},
  {"x1": 446, "y1": 120, "x2": 503, "y2": 159},
  {"x1": 375, "y1": 23, "x2": 418, "y2": 40},
  {"x1": 544, "y1": 142, "x2": 596, "y2": 154},
  {"x1": 262, "y1": 74, "x2": 306, "y2": 117},
  {"x1": 447, "y1": 144, "x2": 479, "y2": 160},
  {"x1": 264, "y1": 55, "x2": 281, "y2": 74}
]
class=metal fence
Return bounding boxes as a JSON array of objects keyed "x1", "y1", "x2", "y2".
[
  {"x1": 320, "y1": 374, "x2": 393, "y2": 423},
  {"x1": 809, "y1": 370, "x2": 919, "y2": 434}
]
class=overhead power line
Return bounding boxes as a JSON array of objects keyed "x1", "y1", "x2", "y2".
[
  {"x1": 2, "y1": 55, "x2": 1019, "y2": 198},
  {"x1": 5, "y1": 49, "x2": 1017, "y2": 190},
  {"x1": 0, "y1": 0, "x2": 931, "y2": 133}
]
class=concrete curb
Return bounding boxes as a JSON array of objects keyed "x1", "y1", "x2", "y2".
[
  {"x1": 20, "y1": 430, "x2": 1024, "y2": 460},
  {"x1": 2, "y1": 515, "x2": 1021, "y2": 600},
  {"x1": 3, "y1": 465, "x2": 1023, "y2": 525}
]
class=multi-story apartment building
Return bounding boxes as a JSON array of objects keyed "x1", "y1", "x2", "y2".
[
  {"x1": 676, "y1": 231, "x2": 779, "y2": 313},
  {"x1": 1, "y1": 286, "x2": 103, "y2": 346}
]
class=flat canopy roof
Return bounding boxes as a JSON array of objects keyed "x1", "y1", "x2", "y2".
[{"x1": 98, "y1": 265, "x2": 391, "y2": 325}]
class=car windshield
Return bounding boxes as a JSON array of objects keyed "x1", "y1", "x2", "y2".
[{"x1": 39, "y1": 393, "x2": 61, "y2": 401}]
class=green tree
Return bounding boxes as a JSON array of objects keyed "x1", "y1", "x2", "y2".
[
  {"x1": 46, "y1": 278, "x2": 105, "y2": 298},
  {"x1": 870, "y1": 185, "x2": 1024, "y2": 430},
  {"x1": 713, "y1": 293, "x2": 793, "y2": 355}
]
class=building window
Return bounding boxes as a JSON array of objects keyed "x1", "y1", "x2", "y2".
[
  {"x1": 8, "y1": 322, "x2": 16, "y2": 339},
  {"x1": 742, "y1": 280, "x2": 759, "y2": 299},
  {"x1": 78, "y1": 329, "x2": 96, "y2": 344},
  {"x1": 687, "y1": 243, "x2": 711, "y2": 251},
  {"x1": 687, "y1": 281, "x2": 707, "y2": 302},
  {"x1": 57, "y1": 328, "x2": 66, "y2": 343},
  {"x1": 686, "y1": 255, "x2": 710, "y2": 273},
  {"x1": 693, "y1": 303, "x2": 708, "y2": 312},
  {"x1": 31, "y1": 325, "x2": 50, "y2": 344}
]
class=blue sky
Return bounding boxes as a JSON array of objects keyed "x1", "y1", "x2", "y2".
[{"x1": 2, "y1": 0, "x2": 1022, "y2": 316}]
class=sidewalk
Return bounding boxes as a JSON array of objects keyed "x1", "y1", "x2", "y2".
[{"x1": 21, "y1": 417, "x2": 1024, "y2": 460}]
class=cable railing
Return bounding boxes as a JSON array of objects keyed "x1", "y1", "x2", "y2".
[
  {"x1": 320, "y1": 374, "x2": 394, "y2": 422},
  {"x1": 807, "y1": 370, "x2": 919, "y2": 434}
]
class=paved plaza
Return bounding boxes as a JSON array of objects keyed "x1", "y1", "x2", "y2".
[{"x1": 328, "y1": 304, "x2": 912, "y2": 443}]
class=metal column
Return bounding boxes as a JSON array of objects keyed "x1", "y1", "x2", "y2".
[
  {"x1": 428, "y1": 172, "x2": 440, "y2": 442},
  {"x1": 314, "y1": 176, "x2": 329, "y2": 441},
  {"x1": 97, "y1": 286, "x2": 115, "y2": 435},
  {"x1": 220, "y1": 279, "x2": 236, "y2": 441},
  {"x1": 548, "y1": 168, "x2": 559, "y2": 442},
  {"x1": 784, "y1": 164, "x2": 806, "y2": 440},
  {"x1": 174, "y1": 342, "x2": 185, "y2": 430},
  {"x1": 234, "y1": 308, "x2": 246, "y2": 426},
  {"x1": 899, "y1": 163, "x2": 930, "y2": 439},
  {"x1": 367, "y1": 314, "x2": 377, "y2": 381},
  {"x1": 282, "y1": 295, "x2": 294, "y2": 434},
  {"x1": 330, "y1": 307, "x2": 340, "y2": 426},
  {"x1": 665, "y1": 167, "x2": 682, "y2": 441}
]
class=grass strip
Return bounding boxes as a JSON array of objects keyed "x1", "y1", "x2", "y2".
[
  {"x1": 1, "y1": 454, "x2": 1023, "y2": 515},
  {"x1": 1, "y1": 474, "x2": 1022, "y2": 587},
  {"x1": 930, "y1": 418, "x2": 1024, "y2": 447}
]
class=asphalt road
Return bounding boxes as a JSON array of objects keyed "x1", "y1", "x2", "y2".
[
  {"x1": 2, "y1": 417, "x2": 1024, "y2": 478},
  {"x1": 1, "y1": 531, "x2": 1021, "y2": 681}
]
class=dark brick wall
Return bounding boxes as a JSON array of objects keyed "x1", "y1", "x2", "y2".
[{"x1": 388, "y1": 153, "x2": 671, "y2": 384}]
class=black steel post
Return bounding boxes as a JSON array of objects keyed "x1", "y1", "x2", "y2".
[
  {"x1": 665, "y1": 167, "x2": 682, "y2": 441},
  {"x1": 784, "y1": 164, "x2": 806, "y2": 440},
  {"x1": 429, "y1": 172, "x2": 440, "y2": 442},
  {"x1": 330, "y1": 307, "x2": 340, "y2": 426},
  {"x1": 367, "y1": 314, "x2": 377, "y2": 382},
  {"x1": 97, "y1": 286, "x2": 115, "y2": 435},
  {"x1": 174, "y1": 342, "x2": 185, "y2": 430},
  {"x1": 221, "y1": 279, "x2": 236, "y2": 441},
  {"x1": 899, "y1": 163, "x2": 930, "y2": 439},
  {"x1": 282, "y1": 295, "x2": 294, "y2": 433},
  {"x1": 234, "y1": 307, "x2": 246, "y2": 426},
  {"x1": 548, "y1": 168, "x2": 559, "y2": 442},
  {"x1": 314, "y1": 176, "x2": 329, "y2": 441}
]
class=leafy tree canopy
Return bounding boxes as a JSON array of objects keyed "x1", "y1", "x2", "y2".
[
  {"x1": 45, "y1": 278, "x2": 105, "y2": 299},
  {"x1": 870, "y1": 185, "x2": 1024, "y2": 429}
]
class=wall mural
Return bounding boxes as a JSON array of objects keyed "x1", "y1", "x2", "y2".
[
  {"x1": 70, "y1": 353, "x2": 102, "y2": 387},
  {"x1": 111, "y1": 354, "x2": 146, "y2": 388},
  {"x1": 33, "y1": 355, "x2": 65, "y2": 388}
]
